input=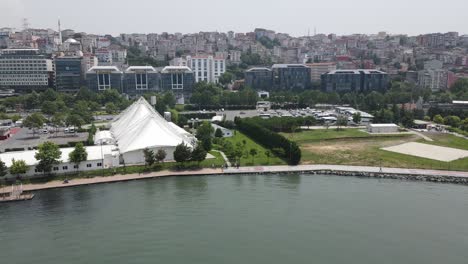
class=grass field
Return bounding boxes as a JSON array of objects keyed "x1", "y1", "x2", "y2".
[
  {"x1": 284, "y1": 128, "x2": 468, "y2": 171},
  {"x1": 219, "y1": 131, "x2": 286, "y2": 166},
  {"x1": 417, "y1": 133, "x2": 468, "y2": 150}
]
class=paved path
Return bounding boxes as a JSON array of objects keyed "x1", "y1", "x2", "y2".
[
  {"x1": 409, "y1": 129, "x2": 434, "y2": 141},
  {"x1": 0, "y1": 168, "x2": 223, "y2": 194},
  {"x1": 1, "y1": 165, "x2": 468, "y2": 194},
  {"x1": 224, "y1": 165, "x2": 468, "y2": 178},
  {"x1": 212, "y1": 150, "x2": 231, "y2": 166}
]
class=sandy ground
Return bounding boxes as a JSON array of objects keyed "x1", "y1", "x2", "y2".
[{"x1": 382, "y1": 142, "x2": 468, "y2": 162}]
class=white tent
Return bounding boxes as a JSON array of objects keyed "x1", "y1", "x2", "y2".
[{"x1": 106, "y1": 97, "x2": 196, "y2": 164}]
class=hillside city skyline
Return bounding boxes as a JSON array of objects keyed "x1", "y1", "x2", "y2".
[{"x1": 2, "y1": 0, "x2": 468, "y2": 36}]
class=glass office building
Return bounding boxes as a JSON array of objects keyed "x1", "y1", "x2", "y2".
[
  {"x1": 55, "y1": 56, "x2": 83, "y2": 92},
  {"x1": 321, "y1": 69, "x2": 389, "y2": 92}
]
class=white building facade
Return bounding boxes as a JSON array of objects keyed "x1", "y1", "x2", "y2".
[{"x1": 186, "y1": 55, "x2": 226, "y2": 83}]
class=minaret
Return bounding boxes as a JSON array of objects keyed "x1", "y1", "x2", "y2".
[{"x1": 58, "y1": 18, "x2": 62, "y2": 45}]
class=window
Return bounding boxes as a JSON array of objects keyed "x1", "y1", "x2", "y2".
[
  {"x1": 62, "y1": 166, "x2": 68, "y2": 170},
  {"x1": 74, "y1": 165, "x2": 79, "y2": 169},
  {"x1": 97, "y1": 73, "x2": 111, "y2": 90},
  {"x1": 135, "y1": 73, "x2": 148, "y2": 90},
  {"x1": 171, "y1": 73, "x2": 184, "y2": 90},
  {"x1": 97, "y1": 163, "x2": 102, "y2": 167},
  {"x1": 53, "y1": 167, "x2": 59, "y2": 171},
  {"x1": 86, "y1": 164, "x2": 92, "y2": 168}
]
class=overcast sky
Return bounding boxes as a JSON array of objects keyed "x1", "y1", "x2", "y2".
[{"x1": 2, "y1": 0, "x2": 467, "y2": 36}]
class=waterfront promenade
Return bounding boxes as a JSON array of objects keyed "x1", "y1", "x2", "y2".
[{"x1": 1, "y1": 165, "x2": 468, "y2": 194}]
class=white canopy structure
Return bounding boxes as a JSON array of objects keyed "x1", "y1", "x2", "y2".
[{"x1": 104, "y1": 97, "x2": 196, "y2": 164}]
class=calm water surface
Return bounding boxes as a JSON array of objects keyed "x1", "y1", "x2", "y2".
[{"x1": 1, "y1": 174, "x2": 468, "y2": 264}]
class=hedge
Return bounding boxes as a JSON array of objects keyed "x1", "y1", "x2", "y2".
[{"x1": 235, "y1": 118, "x2": 301, "y2": 165}]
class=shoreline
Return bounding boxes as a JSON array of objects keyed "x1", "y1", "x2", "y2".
[{"x1": 1, "y1": 165, "x2": 468, "y2": 194}]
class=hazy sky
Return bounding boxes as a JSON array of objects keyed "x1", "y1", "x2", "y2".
[{"x1": 2, "y1": 0, "x2": 467, "y2": 36}]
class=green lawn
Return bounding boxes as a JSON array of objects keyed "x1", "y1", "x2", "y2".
[
  {"x1": 282, "y1": 128, "x2": 411, "y2": 144},
  {"x1": 417, "y1": 133, "x2": 468, "y2": 151},
  {"x1": 286, "y1": 129, "x2": 468, "y2": 171},
  {"x1": 219, "y1": 131, "x2": 286, "y2": 166}
]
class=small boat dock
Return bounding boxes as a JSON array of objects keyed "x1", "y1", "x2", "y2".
[{"x1": 0, "y1": 183, "x2": 35, "y2": 203}]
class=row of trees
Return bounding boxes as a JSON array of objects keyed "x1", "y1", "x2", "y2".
[
  {"x1": 190, "y1": 82, "x2": 258, "y2": 108},
  {"x1": 235, "y1": 117, "x2": 301, "y2": 165},
  {"x1": 432, "y1": 114, "x2": 468, "y2": 134},
  {"x1": 0, "y1": 88, "x2": 132, "y2": 123},
  {"x1": 173, "y1": 143, "x2": 207, "y2": 165}
]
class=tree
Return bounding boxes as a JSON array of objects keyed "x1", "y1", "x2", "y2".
[
  {"x1": 10, "y1": 159, "x2": 27, "y2": 178},
  {"x1": 41, "y1": 101, "x2": 58, "y2": 115},
  {"x1": 51, "y1": 113, "x2": 65, "y2": 137},
  {"x1": 66, "y1": 114, "x2": 85, "y2": 130},
  {"x1": 105, "y1": 102, "x2": 118, "y2": 114},
  {"x1": 433, "y1": 114, "x2": 444, "y2": 124},
  {"x1": 35, "y1": 142, "x2": 62, "y2": 175},
  {"x1": 143, "y1": 148, "x2": 156, "y2": 167},
  {"x1": 155, "y1": 149, "x2": 167, "y2": 163},
  {"x1": 336, "y1": 116, "x2": 348, "y2": 130},
  {"x1": 69, "y1": 143, "x2": 88, "y2": 173},
  {"x1": 173, "y1": 143, "x2": 192, "y2": 164},
  {"x1": 0, "y1": 159, "x2": 7, "y2": 177},
  {"x1": 191, "y1": 144, "x2": 207, "y2": 165},
  {"x1": 23, "y1": 113, "x2": 46, "y2": 137},
  {"x1": 219, "y1": 72, "x2": 234, "y2": 85},
  {"x1": 444, "y1": 115, "x2": 461, "y2": 128},
  {"x1": 265, "y1": 150, "x2": 271, "y2": 164},
  {"x1": 196, "y1": 122, "x2": 214, "y2": 151},
  {"x1": 352, "y1": 112, "x2": 362, "y2": 124},
  {"x1": 214, "y1": 128, "x2": 223, "y2": 138},
  {"x1": 249, "y1": 148, "x2": 258, "y2": 164}
]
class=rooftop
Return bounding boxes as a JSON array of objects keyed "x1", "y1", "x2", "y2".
[
  {"x1": 272, "y1": 64, "x2": 308, "y2": 68},
  {"x1": 87, "y1": 66, "x2": 122, "y2": 73},
  {"x1": 125, "y1": 66, "x2": 157, "y2": 73},
  {"x1": 0, "y1": 145, "x2": 118, "y2": 167},
  {"x1": 369, "y1": 123, "x2": 398, "y2": 127},
  {"x1": 246, "y1": 67, "x2": 271, "y2": 72},
  {"x1": 327, "y1": 69, "x2": 387, "y2": 75},
  {"x1": 161, "y1": 66, "x2": 192, "y2": 73}
]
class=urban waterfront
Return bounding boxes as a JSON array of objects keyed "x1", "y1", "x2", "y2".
[{"x1": 1, "y1": 174, "x2": 468, "y2": 264}]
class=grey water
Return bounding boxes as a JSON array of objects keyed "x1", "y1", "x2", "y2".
[{"x1": 1, "y1": 174, "x2": 468, "y2": 264}]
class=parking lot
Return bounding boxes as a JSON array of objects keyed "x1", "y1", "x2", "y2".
[{"x1": 0, "y1": 127, "x2": 88, "y2": 152}]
